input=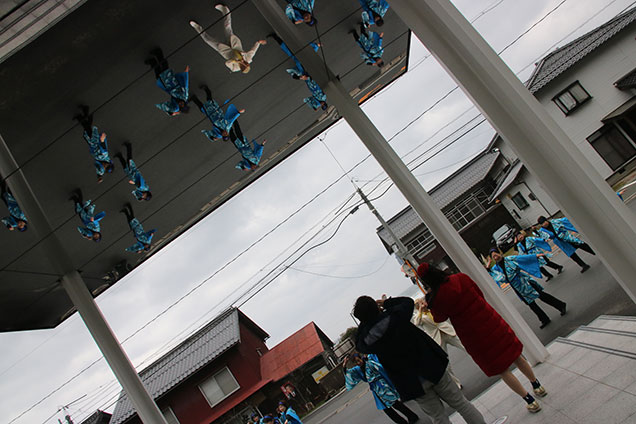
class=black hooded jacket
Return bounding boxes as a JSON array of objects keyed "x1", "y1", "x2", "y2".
[{"x1": 355, "y1": 296, "x2": 449, "y2": 400}]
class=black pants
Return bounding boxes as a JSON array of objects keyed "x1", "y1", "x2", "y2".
[
  {"x1": 528, "y1": 291, "x2": 566, "y2": 324},
  {"x1": 569, "y1": 243, "x2": 595, "y2": 268},
  {"x1": 539, "y1": 260, "x2": 562, "y2": 278},
  {"x1": 383, "y1": 401, "x2": 419, "y2": 424}
]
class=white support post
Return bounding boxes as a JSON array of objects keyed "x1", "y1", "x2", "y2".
[
  {"x1": 254, "y1": 0, "x2": 549, "y2": 363},
  {"x1": 0, "y1": 136, "x2": 168, "y2": 424},
  {"x1": 389, "y1": 0, "x2": 636, "y2": 303}
]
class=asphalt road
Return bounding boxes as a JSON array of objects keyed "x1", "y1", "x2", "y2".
[{"x1": 304, "y1": 198, "x2": 636, "y2": 424}]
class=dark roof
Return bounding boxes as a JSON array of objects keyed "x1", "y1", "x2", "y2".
[
  {"x1": 79, "y1": 410, "x2": 111, "y2": 424},
  {"x1": 376, "y1": 151, "x2": 499, "y2": 244},
  {"x1": 615, "y1": 68, "x2": 636, "y2": 89},
  {"x1": 110, "y1": 308, "x2": 268, "y2": 424},
  {"x1": 488, "y1": 160, "x2": 524, "y2": 202},
  {"x1": 526, "y1": 6, "x2": 636, "y2": 93}
]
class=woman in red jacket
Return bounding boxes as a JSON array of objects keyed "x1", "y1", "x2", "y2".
[{"x1": 417, "y1": 263, "x2": 546, "y2": 413}]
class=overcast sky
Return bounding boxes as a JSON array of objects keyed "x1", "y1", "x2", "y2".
[{"x1": 1, "y1": 1, "x2": 634, "y2": 423}]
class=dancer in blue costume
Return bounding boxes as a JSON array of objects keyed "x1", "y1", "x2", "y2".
[
  {"x1": 515, "y1": 231, "x2": 563, "y2": 281},
  {"x1": 115, "y1": 142, "x2": 152, "y2": 201},
  {"x1": 74, "y1": 106, "x2": 114, "y2": 184},
  {"x1": 1, "y1": 181, "x2": 27, "y2": 232},
  {"x1": 489, "y1": 249, "x2": 566, "y2": 328},
  {"x1": 145, "y1": 48, "x2": 190, "y2": 116},
  {"x1": 229, "y1": 121, "x2": 266, "y2": 171},
  {"x1": 344, "y1": 352, "x2": 419, "y2": 424},
  {"x1": 285, "y1": 0, "x2": 315, "y2": 26},
  {"x1": 350, "y1": 23, "x2": 384, "y2": 67},
  {"x1": 192, "y1": 85, "x2": 243, "y2": 141},
  {"x1": 537, "y1": 216, "x2": 595, "y2": 273},
  {"x1": 359, "y1": 0, "x2": 389, "y2": 27},
  {"x1": 70, "y1": 189, "x2": 104, "y2": 242},
  {"x1": 121, "y1": 203, "x2": 156, "y2": 253},
  {"x1": 277, "y1": 400, "x2": 302, "y2": 424}
]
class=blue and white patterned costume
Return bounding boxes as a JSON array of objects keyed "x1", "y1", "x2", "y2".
[
  {"x1": 538, "y1": 217, "x2": 585, "y2": 257},
  {"x1": 489, "y1": 255, "x2": 544, "y2": 304},
  {"x1": 155, "y1": 68, "x2": 189, "y2": 115},
  {"x1": 83, "y1": 126, "x2": 113, "y2": 177},
  {"x1": 516, "y1": 236, "x2": 552, "y2": 266},
  {"x1": 279, "y1": 407, "x2": 302, "y2": 424},
  {"x1": 345, "y1": 354, "x2": 400, "y2": 410},
  {"x1": 123, "y1": 159, "x2": 150, "y2": 201},
  {"x1": 285, "y1": 0, "x2": 314, "y2": 23},
  {"x1": 199, "y1": 100, "x2": 242, "y2": 141},
  {"x1": 356, "y1": 31, "x2": 384, "y2": 64},
  {"x1": 125, "y1": 218, "x2": 156, "y2": 253},
  {"x1": 1, "y1": 191, "x2": 27, "y2": 230},
  {"x1": 277, "y1": 40, "x2": 326, "y2": 110},
  {"x1": 76, "y1": 200, "x2": 105, "y2": 240},
  {"x1": 359, "y1": 0, "x2": 390, "y2": 27},
  {"x1": 233, "y1": 138, "x2": 265, "y2": 170}
]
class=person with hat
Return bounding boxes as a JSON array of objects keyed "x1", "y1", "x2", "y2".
[
  {"x1": 515, "y1": 231, "x2": 563, "y2": 281},
  {"x1": 488, "y1": 248, "x2": 566, "y2": 329},
  {"x1": 277, "y1": 400, "x2": 302, "y2": 424},
  {"x1": 536, "y1": 216, "x2": 595, "y2": 273},
  {"x1": 417, "y1": 262, "x2": 547, "y2": 414},
  {"x1": 1, "y1": 180, "x2": 27, "y2": 232}
]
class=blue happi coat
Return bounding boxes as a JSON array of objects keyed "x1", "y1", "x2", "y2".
[
  {"x1": 489, "y1": 255, "x2": 544, "y2": 304},
  {"x1": 538, "y1": 217, "x2": 585, "y2": 257},
  {"x1": 1, "y1": 191, "x2": 27, "y2": 230},
  {"x1": 516, "y1": 236, "x2": 552, "y2": 266},
  {"x1": 84, "y1": 127, "x2": 113, "y2": 176},
  {"x1": 125, "y1": 218, "x2": 156, "y2": 253},
  {"x1": 199, "y1": 100, "x2": 242, "y2": 141},
  {"x1": 277, "y1": 40, "x2": 326, "y2": 110},
  {"x1": 76, "y1": 200, "x2": 105, "y2": 240},
  {"x1": 124, "y1": 159, "x2": 150, "y2": 200},
  {"x1": 345, "y1": 354, "x2": 400, "y2": 410},
  {"x1": 356, "y1": 31, "x2": 384, "y2": 64},
  {"x1": 280, "y1": 407, "x2": 302, "y2": 424},
  {"x1": 285, "y1": 0, "x2": 314, "y2": 23},
  {"x1": 155, "y1": 68, "x2": 189, "y2": 115},
  {"x1": 359, "y1": 0, "x2": 390, "y2": 27},
  {"x1": 234, "y1": 138, "x2": 265, "y2": 170}
]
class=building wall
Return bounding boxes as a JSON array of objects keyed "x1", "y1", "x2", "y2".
[
  {"x1": 499, "y1": 169, "x2": 561, "y2": 228},
  {"x1": 534, "y1": 28, "x2": 636, "y2": 179}
]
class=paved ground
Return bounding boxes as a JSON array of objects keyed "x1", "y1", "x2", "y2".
[{"x1": 303, "y1": 199, "x2": 636, "y2": 424}]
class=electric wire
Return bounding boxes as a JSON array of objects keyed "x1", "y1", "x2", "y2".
[{"x1": 287, "y1": 254, "x2": 391, "y2": 279}]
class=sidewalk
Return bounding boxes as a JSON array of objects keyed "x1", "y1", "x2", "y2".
[{"x1": 450, "y1": 315, "x2": 636, "y2": 424}]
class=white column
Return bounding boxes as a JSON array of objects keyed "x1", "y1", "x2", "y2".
[
  {"x1": 0, "y1": 136, "x2": 168, "y2": 424},
  {"x1": 389, "y1": 0, "x2": 636, "y2": 302},
  {"x1": 254, "y1": 0, "x2": 548, "y2": 363}
]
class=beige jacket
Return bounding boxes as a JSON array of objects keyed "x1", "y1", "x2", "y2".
[{"x1": 412, "y1": 310, "x2": 457, "y2": 345}]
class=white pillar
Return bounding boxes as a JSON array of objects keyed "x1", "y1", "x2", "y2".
[
  {"x1": 254, "y1": 0, "x2": 548, "y2": 363},
  {"x1": 0, "y1": 136, "x2": 168, "y2": 424},
  {"x1": 389, "y1": 0, "x2": 636, "y2": 303}
]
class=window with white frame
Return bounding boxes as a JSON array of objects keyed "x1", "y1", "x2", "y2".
[
  {"x1": 199, "y1": 367, "x2": 240, "y2": 408},
  {"x1": 552, "y1": 81, "x2": 591, "y2": 115},
  {"x1": 162, "y1": 407, "x2": 180, "y2": 424},
  {"x1": 587, "y1": 124, "x2": 636, "y2": 171},
  {"x1": 406, "y1": 229, "x2": 434, "y2": 254}
]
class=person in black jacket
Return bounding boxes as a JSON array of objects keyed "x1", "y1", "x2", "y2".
[{"x1": 354, "y1": 295, "x2": 486, "y2": 424}]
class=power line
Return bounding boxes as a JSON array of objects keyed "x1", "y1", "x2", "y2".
[{"x1": 287, "y1": 254, "x2": 391, "y2": 279}]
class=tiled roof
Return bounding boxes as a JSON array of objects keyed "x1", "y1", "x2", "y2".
[
  {"x1": 526, "y1": 6, "x2": 636, "y2": 93},
  {"x1": 377, "y1": 152, "x2": 499, "y2": 244},
  {"x1": 615, "y1": 68, "x2": 636, "y2": 89},
  {"x1": 110, "y1": 308, "x2": 245, "y2": 424},
  {"x1": 260, "y1": 322, "x2": 328, "y2": 383},
  {"x1": 488, "y1": 160, "x2": 524, "y2": 202},
  {"x1": 79, "y1": 410, "x2": 111, "y2": 424}
]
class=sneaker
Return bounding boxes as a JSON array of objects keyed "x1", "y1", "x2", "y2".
[
  {"x1": 557, "y1": 265, "x2": 564, "y2": 274},
  {"x1": 580, "y1": 264, "x2": 590, "y2": 273},
  {"x1": 526, "y1": 400, "x2": 541, "y2": 413},
  {"x1": 540, "y1": 320, "x2": 551, "y2": 329},
  {"x1": 533, "y1": 385, "x2": 547, "y2": 397},
  {"x1": 545, "y1": 275, "x2": 552, "y2": 282}
]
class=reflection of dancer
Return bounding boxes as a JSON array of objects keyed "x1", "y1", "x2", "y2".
[
  {"x1": 489, "y1": 249, "x2": 566, "y2": 329},
  {"x1": 192, "y1": 84, "x2": 243, "y2": 141},
  {"x1": 344, "y1": 352, "x2": 419, "y2": 424},
  {"x1": 145, "y1": 48, "x2": 190, "y2": 116},
  {"x1": 359, "y1": 0, "x2": 389, "y2": 27},
  {"x1": 350, "y1": 23, "x2": 384, "y2": 67},
  {"x1": 285, "y1": 0, "x2": 315, "y2": 26},
  {"x1": 74, "y1": 106, "x2": 114, "y2": 183},
  {"x1": 70, "y1": 189, "x2": 104, "y2": 242},
  {"x1": 229, "y1": 121, "x2": 266, "y2": 170},
  {"x1": 418, "y1": 263, "x2": 547, "y2": 414},
  {"x1": 1, "y1": 181, "x2": 27, "y2": 232},
  {"x1": 537, "y1": 216, "x2": 595, "y2": 273},
  {"x1": 413, "y1": 299, "x2": 463, "y2": 388},
  {"x1": 121, "y1": 203, "x2": 156, "y2": 253},
  {"x1": 515, "y1": 231, "x2": 562, "y2": 281},
  {"x1": 115, "y1": 143, "x2": 152, "y2": 201},
  {"x1": 190, "y1": 4, "x2": 266, "y2": 73}
]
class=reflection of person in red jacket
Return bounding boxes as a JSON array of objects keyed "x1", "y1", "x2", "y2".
[{"x1": 417, "y1": 263, "x2": 546, "y2": 414}]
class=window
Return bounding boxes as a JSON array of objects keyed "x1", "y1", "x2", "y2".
[
  {"x1": 162, "y1": 408, "x2": 180, "y2": 424},
  {"x1": 406, "y1": 229, "x2": 434, "y2": 254},
  {"x1": 552, "y1": 81, "x2": 591, "y2": 115},
  {"x1": 588, "y1": 124, "x2": 636, "y2": 171},
  {"x1": 511, "y1": 192, "x2": 529, "y2": 210},
  {"x1": 199, "y1": 367, "x2": 240, "y2": 407}
]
